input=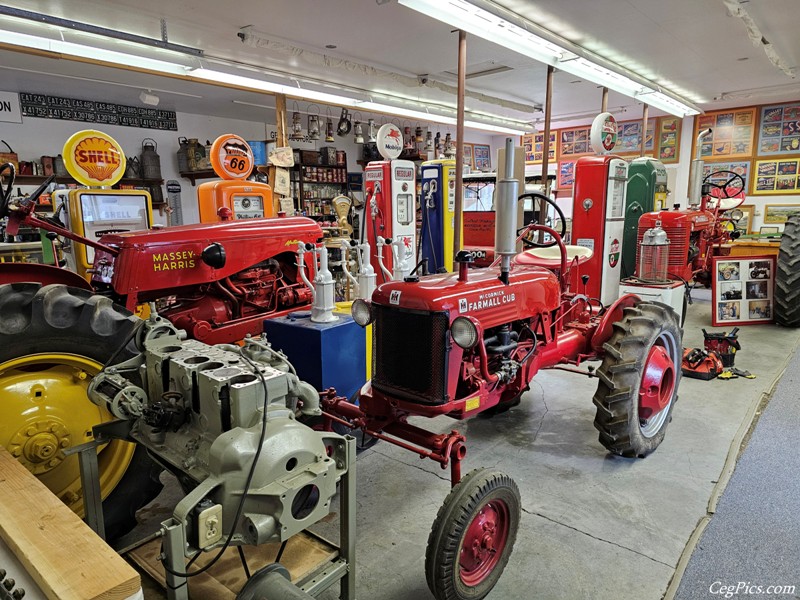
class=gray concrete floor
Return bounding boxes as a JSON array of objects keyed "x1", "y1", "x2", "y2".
[{"x1": 123, "y1": 291, "x2": 800, "y2": 600}]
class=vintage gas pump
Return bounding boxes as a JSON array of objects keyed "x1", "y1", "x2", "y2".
[
  {"x1": 55, "y1": 130, "x2": 153, "y2": 281},
  {"x1": 420, "y1": 158, "x2": 461, "y2": 273},
  {"x1": 570, "y1": 113, "x2": 628, "y2": 305},
  {"x1": 197, "y1": 135, "x2": 274, "y2": 222},
  {"x1": 363, "y1": 124, "x2": 416, "y2": 282},
  {"x1": 621, "y1": 157, "x2": 668, "y2": 278}
]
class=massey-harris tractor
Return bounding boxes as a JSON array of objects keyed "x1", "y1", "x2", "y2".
[
  {"x1": 323, "y1": 139, "x2": 683, "y2": 600},
  {"x1": 0, "y1": 161, "x2": 322, "y2": 538}
]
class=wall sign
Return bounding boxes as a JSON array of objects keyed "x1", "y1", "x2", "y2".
[
  {"x1": 695, "y1": 108, "x2": 756, "y2": 159},
  {"x1": 559, "y1": 126, "x2": 593, "y2": 158},
  {"x1": 657, "y1": 116, "x2": 681, "y2": 163},
  {"x1": 522, "y1": 132, "x2": 556, "y2": 164},
  {"x1": 19, "y1": 92, "x2": 177, "y2": 130},
  {"x1": 590, "y1": 112, "x2": 618, "y2": 155},
  {"x1": 0, "y1": 91, "x2": 21, "y2": 123},
  {"x1": 376, "y1": 123, "x2": 403, "y2": 160},
  {"x1": 611, "y1": 118, "x2": 655, "y2": 156},
  {"x1": 752, "y1": 158, "x2": 800, "y2": 195},
  {"x1": 557, "y1": 160, "x2": 576, "y2": 191},
  {"x1": 473, "y1": 144, "x2": 491, "y2": 170},
  {"x1": 711, "y1": 255, "x2": 776, "y2": 326},
  {"x1": 702, "y1": 160, "x2": 751, "y2": 195},
  {"x1": 757, "y1": 103, "x2": 800, "y2": 155},
  {"x1": 209, "y1": 134, "x2": 254, "y2": 180}
]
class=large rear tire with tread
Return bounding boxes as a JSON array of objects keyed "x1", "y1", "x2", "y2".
[
  {"x1": 593, "y1": 301, "x2": 682, "y2": 458},
  {"x1": 0, "y1": 283, "x2": 163, "y2": 540},
  {"x1": 775, "y1": 215, "x2": 800, "y2": 327},
  {"x1": 425, "y1": 468, "x2": 520, "y2": 600}
]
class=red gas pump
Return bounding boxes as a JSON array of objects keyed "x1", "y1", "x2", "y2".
[
  {"x1": 363, "y1": 124, "x2": 417, "y2": 281},
  {"x1": 570, "y1": 156, "x2": 628, "y2": 304}
]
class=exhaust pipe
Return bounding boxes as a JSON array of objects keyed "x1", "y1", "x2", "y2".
[
  {"x1": 688, "y1": 127, "x2": 712, "y2": 207},
  {"x1": 494, "y1": 137, "x2": 519, "y2": 285}
]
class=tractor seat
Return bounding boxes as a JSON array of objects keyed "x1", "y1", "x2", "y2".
[{"x1": 514, "y1": 245, "x2": 594, "y2": 269}]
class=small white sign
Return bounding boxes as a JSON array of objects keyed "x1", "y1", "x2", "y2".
[
  {"x1": 389, "y1": 290, "x2": 402, "y2": 305},
  {"x1": 0, "y1": 92, "x2": 22, "y2": 123},
  {"x1": 459, "y1": 298, "x2": 468, "y2": 313}
]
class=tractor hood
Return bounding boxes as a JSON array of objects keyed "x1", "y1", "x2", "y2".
[
  {"x1": 94, "y1": 217, "x2": 322, "y2": 295},
  {"x1": 373, "y1": 265, "x2": 560, "y2": 329},
  {"x1": 641, "y1": 209, "x2": 716, "y2": 232}
]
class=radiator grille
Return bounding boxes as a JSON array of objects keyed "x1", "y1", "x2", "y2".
[{"x1": 372, "y1": 305, "x2": 450, "y2": 405}]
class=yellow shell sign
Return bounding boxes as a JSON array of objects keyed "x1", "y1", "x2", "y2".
[{"x1": 63, "y1": 130, "x2": 127, "y2": 187}]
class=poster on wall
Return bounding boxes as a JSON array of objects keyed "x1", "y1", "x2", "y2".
[
  {"x1": 752, "y1": 158, "x2": 800, "y2": 195},
  {"x1": 702, "y1": 160, "x2": 751, "y2": 194},
  {"x1": 763, "y1": 204, "x2": 800, "y2": 224},
  {"x1": 711, "y1": 255, "x2": 775, "y2": 326},
  {"x1": 473, "y1": 144, "x2": 491, "y2": 171},
  {"x1": 657, "y1": 116, "x2": 681, "y2": 163},
  {"x1": 757, "y1": 103, "x2": 800, "y2": 155},
  {"x1": 522, "y1": 132, "x2": 556, "y2": 163},
  {"x1": 557, "y1": 160, "x2": 576, "y2": 191},
  {"x1": 613, "y1": 119, "x2": 656, "y2": 155},
  {"x1": 695, "y1": 108, "x2": 756, "y2": 159},
  {"x1": 559, "y1": 126, "x2": 593, "y2": 158},
  {"x1": 463, "y1": 143, "x2": 474, "y2": 169}
]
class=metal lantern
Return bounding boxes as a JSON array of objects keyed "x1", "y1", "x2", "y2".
[
  {"x1": 403, "y1": 125, "x2": 413, "y2": 150},
  {"x1": 424, "y1": 131, "x2": 434, "y2": 151},
  {"x1": 434, "y1": 131, "x2": 441, "y2": 153},
  {"x1": 337, "y1": 108, "x2": 352, "y2": 136},
  {"x1": 415, "y1": 124, "x2": 424, "y2": 143},
  {"x1": 290, "y1": 103, "x2": 304, "y2": 141},
  {"x1": 368, "y1": 119, "x2": 377, "y2": 143},
  {"x1": 307, "y1": 106, "x2": 320, "y2": 141},
  {"x1": 325, "y1": 108, "x2": 335, "y2": 143},
  {"x1": 354, "y1": 121, "x2": 365, "y2": 144}
]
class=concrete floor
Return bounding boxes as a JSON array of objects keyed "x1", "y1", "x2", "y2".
[{"x1": 123, "y1": 291, "x2": 800, "y2": 600}]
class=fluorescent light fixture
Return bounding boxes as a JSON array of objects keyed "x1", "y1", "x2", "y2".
[
  {"x1": 194, "y1": 68, "x2": 526, "y2": 134},
  {"x1": 397, "y1": 0, "x2": 701, "y2": 117},
  {"x1": 0, "y1": 28, "x2": 189, "y2": 75}
]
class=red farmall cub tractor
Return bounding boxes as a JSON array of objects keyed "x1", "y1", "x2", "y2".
[
  {"x1": 0, "y1": 163, "x2": 321, "y2": 538},
  {"x1": 324, "y1": 140, "x2": 683, "y2": 600}
]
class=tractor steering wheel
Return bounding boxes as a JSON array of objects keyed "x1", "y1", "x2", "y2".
[
  {"x1": 0, "y1": 162, "x2": 15, "y2": 219},
  {"x1": 703, "y1": 170, "x2": 745, "y2": 200},
  {"x1": 517, "y1": 192, "x2": 567, "y2": 248}
]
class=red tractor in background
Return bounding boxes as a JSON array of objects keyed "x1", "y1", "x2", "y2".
[
  {"x1": 322, "y1": 139, "x2": 683, "y2": 600},
  {"x1": 636, "y1": 167, "x2": 746, "y2": 287},
  {"x1": 0, "y1": 163, "x2": 322, "y2": 538}
]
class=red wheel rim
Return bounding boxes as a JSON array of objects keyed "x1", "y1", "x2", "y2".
[
  {"x1": 459, "y1": 499, "x2": 510, "y2": 586},
  {"x1": 639, "y1": 343, "x2": 676, "y2": 421}
]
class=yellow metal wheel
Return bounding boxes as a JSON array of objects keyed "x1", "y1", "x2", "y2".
[{"x1": 0, "y1": 353, "x2": 135, "y2": 515}]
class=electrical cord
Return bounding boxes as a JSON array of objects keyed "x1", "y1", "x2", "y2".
[
  {"x1": 238, "y1": 546, "x2": 251, "y2": 579},
  {"x1": 159, "y1": 352, "x2": 271, "y2": 579}
]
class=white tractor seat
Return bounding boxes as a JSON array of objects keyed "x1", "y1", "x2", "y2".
[{"x1": 514, "y1": 245, "x2": 594, "y2": 269}]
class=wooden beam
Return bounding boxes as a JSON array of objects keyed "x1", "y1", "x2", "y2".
[
  {"x1": 538, "y1": 65, "x2": 554, "y2": 243},
  {"x1": 269, "y1": 93, "x2": 288, "y2": 214},
  {"x1": 601, "y1": 87, "x2": 609, "y2": 113},
  {"x1": 453, "y1": 30, "x2": 467, "y2": 270},
  {"x1": 0, "y1": 447, "x2": 140, "y2": 600},
  {"x1": 641, "y1": 103, "x2": 649, "y2": 157}
]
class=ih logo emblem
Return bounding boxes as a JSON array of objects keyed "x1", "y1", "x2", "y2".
[
  {"x1": 459, "y1": 298, "x2": 468, "y2": 313},
  {"x1": 389, "y1": 290, "x2": 402, "y2": 305}
]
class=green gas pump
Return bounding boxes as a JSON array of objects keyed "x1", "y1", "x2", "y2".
[{"x1": 622, "y1": 157, "x2": 668, "y2": 278}]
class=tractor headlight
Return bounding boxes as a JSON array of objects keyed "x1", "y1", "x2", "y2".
[
  {"x1": 351, "y1": 299, "x2": 374, "y2": 327},
  {"x1": 451, "y1": 316, "x2": 479, "y2": 349}
]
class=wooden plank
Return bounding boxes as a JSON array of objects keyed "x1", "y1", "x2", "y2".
[
  {"x1": 0, "y1": 447, "x2": 140, "y2": 600},
  {"x1": 128, "y1": 531, "x2": 338, "y2": 600},
  {"x1": 269, "y1": 93, "x2": 288, "y2": 214}
]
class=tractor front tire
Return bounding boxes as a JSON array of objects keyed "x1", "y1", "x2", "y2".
[
  {"x1": 593, "y1": 301, "x2": 682, "y2": 458},
  {"x1": 0, "y1": 283, "x2": 163, "y2": 540},
  {"x1": 775, "y1": 215, "x2": 800, "y2": 327},
  {"x1": 425, "y1": 468, "x2": 520, "y2": 600}
]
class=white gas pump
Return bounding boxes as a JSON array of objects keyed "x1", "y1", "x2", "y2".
[
  {"x1": 341, "y1": 239, "x2": 377, "y2": 300},
  {"x1": 297, "y1": 243, "x2": 338, "y2": 323}
]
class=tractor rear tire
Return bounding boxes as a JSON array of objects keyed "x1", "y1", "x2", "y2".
[
  {"x1": 0, "y1": 283, "x2": 163, "y2": 541},
  {"x1": 775, "y1": 215, "x2": 800, "y2": 327},
  {"x1": 593, "y1": 301, "x2": 682, "y2": 458},
  {"x1": 425, "y1": 468, "x2": 520, "y2": 600}
]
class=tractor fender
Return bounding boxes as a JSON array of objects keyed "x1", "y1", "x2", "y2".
[
  {"x1": 0, "y1": 262, "x2": 93, "y2": 290},
  {"x1": 590, "y1": 293, "x2": 640, "y2": 353}
]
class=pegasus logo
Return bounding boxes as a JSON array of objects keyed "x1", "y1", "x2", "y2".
[{"x1": 386, "y1": 129, "x2": 402, "y2": 142}]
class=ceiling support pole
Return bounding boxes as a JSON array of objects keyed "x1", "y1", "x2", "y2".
[
  {"x1": 641, "y1": 103, "x2": 649, "y2": 157},
  {"x1": 601, "y1": 86, "x2": 609, "y2": 113},
  {"x1": 538, "y1": 65, "x2": 555, "y2": 243},
  {"x1": 269, "y1": 93, "x2": 288, "y2": 214},
  {"x1": 453, "y1": 29, "x2": 467, "y2": 270}
]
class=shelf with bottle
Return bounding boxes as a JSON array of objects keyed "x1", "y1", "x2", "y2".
[{"x1": 299, "y1": 165, "x2": 347, "y2": 184}]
